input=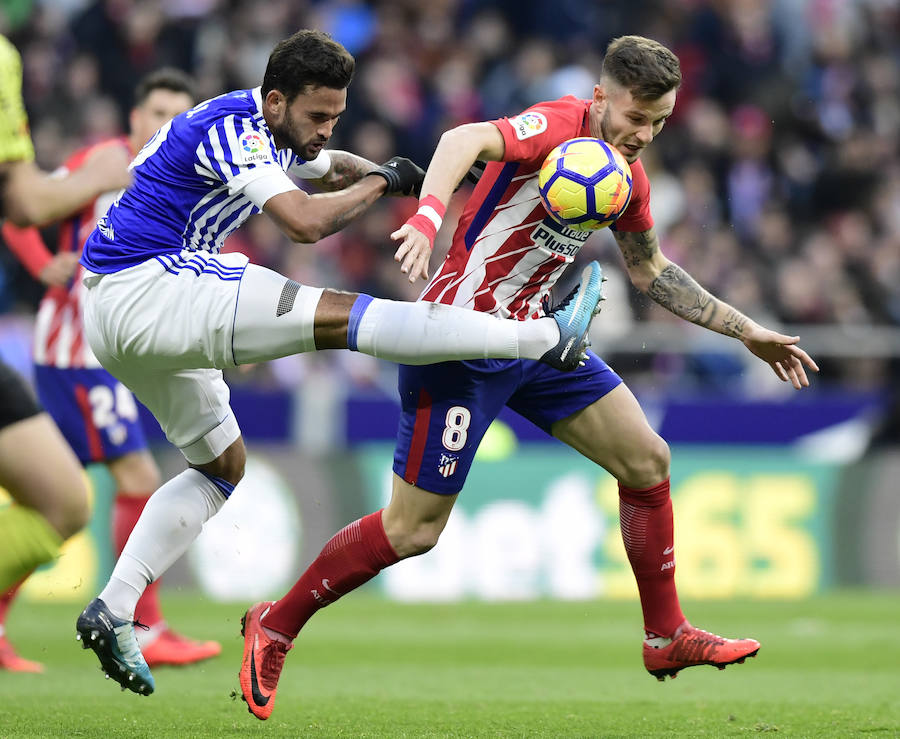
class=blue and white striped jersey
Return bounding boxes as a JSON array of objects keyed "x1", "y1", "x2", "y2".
[{"x1": 81, "y1": 87, "x2": 330, "y2": 274}]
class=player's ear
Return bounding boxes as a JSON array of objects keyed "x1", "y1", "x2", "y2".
[{"x1": 264, "y1": 89, "x2": 286, "y2": 119}]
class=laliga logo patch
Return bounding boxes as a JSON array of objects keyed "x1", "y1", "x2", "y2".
[
  {"x1": 512, "y1": 112, "x2": 547, "y2": 140},
  {"x1": 238, "y1": 131, "x2": 271, "y2": 164}
]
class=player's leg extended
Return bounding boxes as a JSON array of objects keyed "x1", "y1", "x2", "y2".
[
  {"x1": 551, "y1": 382, "x2": 759, "y2": 679},
  {"x1": 239, "y1": 476, "x2": 457, "y2": 720},
  {"x1": 108, "y1": 450, "x2": 221, "y2": 667},
  {"x1": 231, "y1": 261, "x2": 606, "y2": 371}
]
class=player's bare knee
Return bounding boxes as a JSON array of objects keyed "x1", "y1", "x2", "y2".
[
  {"x1": 618, "y1": 435, "x2": 671, "y2": 489},
  {"x1": 54, "y1": 481, "x2": 91, "y2": 539},
  {"x1": 108, "y1": 451, "x2": 161, "y2": 493},
  {"x1": 399, "y1": 524, "x2": 443, "y2": 558},
  {"x1": 196, "y1": 439, "x2": 246, "y2": 487},
  {"x1": 385, "y1": 518, "x2": 444, "y2": 559}
]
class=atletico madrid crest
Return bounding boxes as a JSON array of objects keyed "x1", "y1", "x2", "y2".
[{"x1": 438, "y1": 453, "x2": 458, "y2": 478}]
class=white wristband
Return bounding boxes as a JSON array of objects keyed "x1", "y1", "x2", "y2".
[{"x1": 416, "y1": 204, "x2": 443, "y2": 232}]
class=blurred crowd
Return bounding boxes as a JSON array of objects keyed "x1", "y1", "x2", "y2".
[{"x1": 1, "y1": 0, "x2": 898, "y2": 397}]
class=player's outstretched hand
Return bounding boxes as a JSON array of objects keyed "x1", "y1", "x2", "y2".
[
  {"x1": 366, "y1": 157, "x2": 425, "y2": 196},
  {"x1": 391, "y1": 222, "x2": 431, "y2": 283},
  {"x1": 741, "y1": 326, "x2": 819, "y2": 389}
]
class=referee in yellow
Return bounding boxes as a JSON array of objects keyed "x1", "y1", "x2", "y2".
[{"x1": 0, "y1": 33, "x2": 130, "y2": 597}]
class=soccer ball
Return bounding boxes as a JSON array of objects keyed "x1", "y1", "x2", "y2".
[{"x1": 537, "y1": 137, "x2": 633, "y2": 230}]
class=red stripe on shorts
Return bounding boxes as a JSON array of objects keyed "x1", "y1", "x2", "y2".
[
  {"x1": 74, "y1": 383, "x2": 104, "y2": 462},
  {"x1": 403, "y1": 388, "x2": 432, "y2": 485}
]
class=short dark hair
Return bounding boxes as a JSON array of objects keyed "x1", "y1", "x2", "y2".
[
  {"x1": 133, "y1": 67, "x2": 195, "y2": 107},
  {"x1": 262, "y1": 29, "x2": 355, "y2": 101},
  {"x1": 601, "y1": 36, "x2": 682, "y2": 100}
]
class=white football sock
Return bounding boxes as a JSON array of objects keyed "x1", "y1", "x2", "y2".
[
  {"x1": 351, "y1": 298, "x2": 559, "y2": 364},
  {"x1": 99, "y1": 469, "x2": 225, "y2": 621}
]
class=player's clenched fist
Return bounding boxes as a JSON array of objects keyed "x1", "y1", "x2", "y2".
[{"x1": 365, "y1": 156, "x2": 425, "y2": 196}]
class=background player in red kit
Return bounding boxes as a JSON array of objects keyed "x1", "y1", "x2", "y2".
[
  {"x1": 237, "y1": 35, "x2": 820, "y2": 719},
  {"x1": 1, "y1": 68, "x2": 220, "y2": 671}
]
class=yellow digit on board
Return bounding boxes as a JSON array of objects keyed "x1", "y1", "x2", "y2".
[{"x1": 743, "y1": 476, "x2": 818, "y2": 597}]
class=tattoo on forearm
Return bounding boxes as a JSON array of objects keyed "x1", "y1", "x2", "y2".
[
  {"x1": 322, "y1": 198, "x2": 373, "y2": 236},
  {"x1": 720, "y1": 309, "x2": 748, "y2": 338},
  {"x1": 647, "y1": 264, "x2": 717, "y2": 327},
  {"x1": 647, "y1": 264, "x2": 750, "y2": 337},
  {"x1": 319, "y1": 152, "x2": 375, "y2": 191},
  {"x1": 615, "y1": 229, "x2": 657, "y2": 268}
]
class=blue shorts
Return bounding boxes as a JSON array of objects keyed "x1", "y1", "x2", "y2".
[
  {"x1": 392, "y1": 350, "x2": 622, "y2": 494},
  {"x1": 33, "y1": 365, "x2": 148, "y2": 465}
]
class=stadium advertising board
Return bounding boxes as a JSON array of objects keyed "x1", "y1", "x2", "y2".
[{"x1": 358, "y1": 438, "x2": 841, "y2": 601}]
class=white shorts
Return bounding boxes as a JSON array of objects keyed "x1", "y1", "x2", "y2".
[{"x1": 82, "y1": 250, "x2": 323, "y2": 464}]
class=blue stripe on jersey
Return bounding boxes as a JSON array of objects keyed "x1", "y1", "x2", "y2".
[
  {"x1": 205, "y1": 201, "x2": 255, "y2": 252},
  {"x1": 184, "y1": 254, "x2": 241, "y2": 279},
  {"x1": 155, "y1": 252, "x2": 246, "y2": 281},
  {"x1": 346, "y1": 294, "x2": 374, "y2": 351},
  {"x1": 214, "y1": 117, "x2": 241, "y2": 179},
  {"x1": 464, "y1": 162, "x2": 519, "y2": 252},
  {"x1": 184, "y1": 188, "x2": 232, "y2": 250},
  {"x1": 80, "y1": 87, "x2": 305, "y2": 274}
]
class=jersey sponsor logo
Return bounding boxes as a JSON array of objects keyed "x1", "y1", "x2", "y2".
[
  {"x1": 438, "y1": 452, "x2": 459, "y2": 478},
  {"x1": 511, "y1": 112, "x2": 547, "y2": 140},
  {"x1": 530, "y1": 217, "x2": 590, "y2": 257},
  {"x1": 238, "y1": 131, "x2": 271, "y2": 165}
]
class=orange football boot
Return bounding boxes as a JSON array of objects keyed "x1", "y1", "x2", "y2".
[
  {"x1": 141, "y1": 628, "x2": 221, "y2": 667},
  {"x1": 0, "y1": 634, "x2": 43, "y2": 673},
  {"x1": 643, "y1": 620, "x2": 760, "y2": 681},
  {"x1": 239, "y1": 602, "x2": 292, "y2": 720}
]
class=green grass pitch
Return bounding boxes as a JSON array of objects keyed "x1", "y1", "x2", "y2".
[{"x1": 1, "y1": 591, "x2": 898, "y2": 737}]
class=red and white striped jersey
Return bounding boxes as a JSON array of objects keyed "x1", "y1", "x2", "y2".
[
  {"x1": 32, "y1": 138, "x2": 128, "y2": 368},
  {"x1": 420, "y1": 96, "x2": 654, "y2": 319}
]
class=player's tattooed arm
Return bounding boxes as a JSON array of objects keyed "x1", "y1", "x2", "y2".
[
  {"x1": 613, "y1": 228, "x2": 658, "y2": 269},
  {"x1": 319, "y1": 196, "x2": 380, "y2": 237},
  {"x1": 313, "y1": 151, "x2": 377, "y2": 192},
  {"x1": 615, "y1": 229, "x2": 751, "y2": 340},
  {"x1": 647, "y1": 263, "x2": 750, "y2": 339}
]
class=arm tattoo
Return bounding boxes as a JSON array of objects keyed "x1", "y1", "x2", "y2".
[
  {"x1": 614, "y1": 229, "x2": 657, "y2": 268},
  {"x1": 321, "y1": 197, "x2": 376, "y2": 237},
  {"x1": 317, "y1": 151, "x2": 376, "y2": 192},
  {"x1": 647, "y1": 264, "x2": 718, "y2": 327},
  {"x1": 719, "y1": 308, "x2": 749, "y2": 339},
  {"x1": 647, "y1": 264, "x2": 749, "y2": 338}
]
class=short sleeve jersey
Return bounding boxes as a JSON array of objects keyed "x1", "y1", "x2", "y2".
[
  {"x1": 420, "y1": 96, "x2": 653, "y2": 320},
  {"x1": 0, "y1": 35, "x2": 35, "y2": 164},
  {"x1": 81, "y1": 87, "x2": 330, "y2": 273}
]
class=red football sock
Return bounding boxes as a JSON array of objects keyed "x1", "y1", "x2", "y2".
[
  {"x1": 264, "y1": 510, "x2": 399, "y2": 639},
  {"x1": 113, "y1": 493, "x2": 163, "y2": 627},
  {"x1": 619, "y1": 478, "x2": 685, "y2": 638},
  {"x1": 0, "y1": 576, "x2": 28, "y2": 628}
]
